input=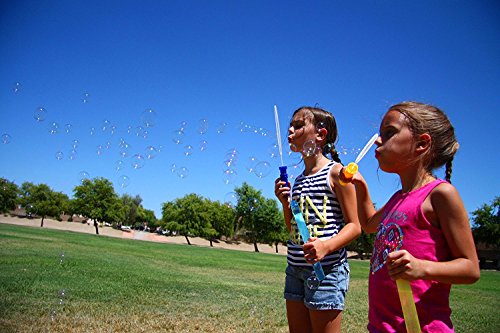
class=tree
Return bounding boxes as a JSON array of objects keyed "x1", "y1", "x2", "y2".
[
  {"x1": 19, "y1": 182, "x2": 69, "y2": 227},
  {"x1": 120, "y1": 194, "x2": 142, "y2": 226},
  {"x1": 234, "y1": 183, "x2": 281, "y2": 252},
  {"x1": 471, "y1": 196, "x2": 500, "y2": 248},
  {"x1": 72, "y1": 178, "x2": 119, "y2": 235},
  {"x1": 203, "y1": 200, "x2": 235, "y2": 246},
  {"x1": 0, "y1": 178, "x2": 20, "y2": 214}
]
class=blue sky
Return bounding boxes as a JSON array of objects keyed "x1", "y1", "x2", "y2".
[{"x1": 1, "y1": 1, "x2": 499, "y2": 219}]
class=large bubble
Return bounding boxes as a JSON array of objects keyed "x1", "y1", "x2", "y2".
[{"x1": 254, "y1": 161, "x2": 271, "y2": 178}]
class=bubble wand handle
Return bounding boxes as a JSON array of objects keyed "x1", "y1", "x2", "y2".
[
  {"x1": 396, "y1": 279, "x2": 421, "y2": 333},
  {"x1": 340, "y1": 133, "x2": 378, "y2": 185},
  {"x1": 291, "y1": 201, "x2": 326, "y2": 281}
]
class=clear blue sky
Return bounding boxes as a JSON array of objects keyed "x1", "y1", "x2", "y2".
[{"x1": 1, "y1": 1, "x2": 498, "y2": 219}]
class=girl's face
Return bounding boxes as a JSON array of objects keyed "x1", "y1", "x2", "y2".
[
  {"x1": 288, "y1": 109, "x2": 317, "y2": 154},
  {"x1": 375, "y1": 110, "x2": 417, "y2": 173}
]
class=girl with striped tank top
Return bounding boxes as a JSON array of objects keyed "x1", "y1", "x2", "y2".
[
  {"x1": 275, "y1": 106, "x2": 361, "y2": 333},
  {"x1": 338, "y1": 102, "x2": 480, "y2": 332}
]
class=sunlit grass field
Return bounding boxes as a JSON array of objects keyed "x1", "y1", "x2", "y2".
[{"x1": 0, "y1": 223, "x2": 498, "y2": 333}]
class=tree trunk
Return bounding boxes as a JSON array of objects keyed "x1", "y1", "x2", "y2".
[
  {"x1": 185, "y1": 235, "x2": 191, "y2": 245},
  {"x1": 275, "y1": 243, "x2": 279, "y2": 253},
  {"x1": 94, "y1": 219, "x2": 99, "y2": 235},
  {"x1": 253, "y1": 242, "x2": 259, "y2": 252},
  {"x1": 40, "y1": 216, "x2": 44, "y2": 227},
  {"x1": 209, "y1": 239, "x2": 213, "y2": 247}
]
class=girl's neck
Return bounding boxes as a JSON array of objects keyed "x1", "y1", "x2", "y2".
[
  {"x1": 303, "y1": 154, "x2": 329, "y2": 176},
  {"x1": 400, "y1": 169, "x2": 436, "y2": 194}
]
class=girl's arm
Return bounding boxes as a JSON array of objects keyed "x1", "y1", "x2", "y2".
[
  {"x1": 303, "y1": 164, "x2": 361, "y2": 262},
  {"x1": 339, "y1": 169, "x2": 381, "y2": 234},
  {"x1": 387, "y1": 183, "x2": 480, "y2": 284},
  {"x1": 274, "y1": 177, "x2": 293, "y2": 232}
]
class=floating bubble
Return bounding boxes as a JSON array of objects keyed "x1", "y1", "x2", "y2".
[
  {"x1": 34, "y1": 107, "x2": 47, "y2": 122},
  {"x1": 302, "y1": 139, "x2": 318, "y2": 157},
  {"x1": 131, "y1": 154, "x2": 145, "y2": 169},
  {"x1": 117, "y1": 175, "x2": 130, "y2": 188},
  {"x1": 248, "y1": 197, "x2": 259, "y2": 211},
  {"x1": 179, "y1": 121, "x2": 188, "y2": 132},
  {"x1": 306, "y1": 275, "x2": 320, "y2": 290},
  {"x1": 239, "y1": 121, "x2": 253, "y2": 133},
  {"x1": 145, "y1": 146, "x2": 157, "y2": 159},
  {"x1": 115, "y1": 160, "x2": 124, "y2": 171},
  {"x1": 102, "y1": 120, "x2": 111, "y2": 132},
  {"x1": 224, "y1": 192, "x2": 237, "y2": 208},
  {"x1": 13, "y1": 82, "x2": 21, "y2": 93},
  {"x1": 82, "y1": 92, "x2": 90, "y2": 103},
  {"x1": 78, "y1": 171, "x2": 90, "y2": 183},
  {"x1": 184, "y1": 145, "x2": 193, "y2": 156},
  {"x1": 65, "y1": 124, "x2": 72, "y2": 134},
  {"x1": 59, "y1": 252, "x2": 65, "y2": 265},
  {"x1": 110, "y1": 125, "x2": 117, "y2": 135},
  {"x1": 55, "y1": 151, "x2": 64, "y2": 160},
  {"x1": 198, "y1": 118, "x2": 208, "y2": 134},
  {"x1": 170, "y1": 163, "x2": 177, "y2": 173},
  {"x1": 217, "y1": 122, "x2": 227, "y2": 134},
  {"x1": 105, "y1": 141, "x2": 112, "y2": 150},
  {"x1": 259, "y1": 128, "x2": 269, "y2": 137},
  {"x1": 268, "y1": 143, "x2": 279, "y2": 158},
  {"x1": 199, "y1": 140, "x2": 208, "y2": 151},
  {"x1": 222, "y1": 168, "x2": 237, "y2": 185},
  {"x1": 68, "y1": 149, "x2": 77, "y2": 160},
  {"x1": 177, "y1": 166, "x2": 188, "y2": 178},
  {"x1": 141, "y1": 108, "x2": 156, "y2": 128},
  {"x1": 89, "y1": 127, "x2": 95, "y2": 135},
  {"x1": 223, "y1": 158, "x2": 236, "y2": 168},
  {"x1": 1, "y1": 133, "x2": 11, "y2": 144},
  {"x1": 118, "y1": 139, "x2": 131, "y2": 157},
  {"x1": 172, "y1": 130, "x2": 184, "y2": 144},
  {"x1": 48, "y1": 122, "x2": 59, "y2": 135},
  {"x1": 96, "y1": 145, "x2": 103, "y2": 156},
  {"x1": 246, "y1": 156, "x2": 258, "y2": 173},
  {"x1": 127, "y1": 125, "x2": 133, "y2": 134},
  {"x1": 254, "y1": 161, "x2": 271, "y2": 178}
]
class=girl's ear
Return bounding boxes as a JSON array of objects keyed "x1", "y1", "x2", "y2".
[
  {"x1": 316, "y1": 128, "x2": 328, "y2": 142},
  {"x1": 416, "y1": 133, "x2": 431, "y2": 154}
]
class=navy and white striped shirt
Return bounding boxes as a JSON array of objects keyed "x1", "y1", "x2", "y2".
[{"x1": 287, "y1": 161, "x2": 347, "y2": 267}]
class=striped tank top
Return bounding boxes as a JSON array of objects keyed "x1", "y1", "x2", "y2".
[{"x1": 287, "y1": 161, "x2": 347, "y2": 267}]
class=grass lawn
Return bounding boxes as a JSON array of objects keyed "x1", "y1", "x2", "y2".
[{"x1": 0, "y1": 223, "x2": 498, "y2": 332}]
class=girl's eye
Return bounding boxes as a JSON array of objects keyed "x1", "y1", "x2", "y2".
[{"x1": 381, "y1": 129, "x2": 396, "y2": 141}]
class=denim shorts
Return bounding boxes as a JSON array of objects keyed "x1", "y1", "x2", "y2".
[{"x1": 284, "y1": 260, "x2": 350, "y2": 310}]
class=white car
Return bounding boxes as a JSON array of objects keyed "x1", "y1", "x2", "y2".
[{"x1": 120, "y1": 225, "x2": 132, "y2": 232}]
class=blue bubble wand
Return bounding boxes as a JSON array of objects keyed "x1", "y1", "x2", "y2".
[{"x1": 274, "y1": 105, "x2": 325, "y2": 283}]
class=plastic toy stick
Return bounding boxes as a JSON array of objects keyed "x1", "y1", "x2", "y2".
[
  {"x1": 290, "y1": 200, "x2": 326, "y2": 281},
  {"x1": 274, "y1": 105, "x2": 285, "y2": 167},
  {"x1": 340, "y1": 133, "x2": 378, "y2": 185},
  {"x1": 396, "y1": 279, "x2": 421, "y2": 333}
]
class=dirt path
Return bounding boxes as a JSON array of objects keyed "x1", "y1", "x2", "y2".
[{"x1": 0, "y1": 215, "x2": 288, "y2": 255}]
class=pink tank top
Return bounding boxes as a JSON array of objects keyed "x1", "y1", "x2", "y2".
[{"x1": 368, "y1": 179, "x2": 454, "y2": 333}]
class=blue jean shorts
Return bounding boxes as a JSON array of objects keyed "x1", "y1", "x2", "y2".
[{"x1": 284, "y1": 260, "x2": 350, "y2": 310}]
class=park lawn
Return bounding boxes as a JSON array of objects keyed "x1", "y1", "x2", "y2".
[{"x1": 0, "y1": 223, "x2": 498, "y2": 333}]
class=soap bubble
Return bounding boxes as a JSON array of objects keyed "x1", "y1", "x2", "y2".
[
  {"x1": 1, "y1": 134, "x2": 11, "y2": 144},
  {"x1": 110, "y1": 125, "x2": 117, "y2": 135},
  {"x1": 68, "y1": 149, "x2": 77, "y2": 160},
  {"x1": 131, "y1": 154, "x2": 145, "y2": 169},
  {"x1": 172, "y1": 130, "x2": 184, "y2": 144},
  {"x1": 302, "y1": 139, "x2": 318, "y2": 157},
  {"x1": 13, "y1": 82, "x2": 21, "y2": 93},
  {"x1": 71, "y1": 140, "x2": 79, "y2": 149},
  {"x1": 254, "y1": 161, "x2": 271, "y2": 178},
  {"x1": 259, "y1": 128, "x2": 269, "y2": 137},
  {"x1": 82, "y1": 92, "x2": 90, "y2": 103},
  {"x1": 217, "y1": 122, "x2": 227, "y2": 134},
  {"x1": 141, "y1": 108, "x2": 156, "y2": 127},
  {"x1": 102, "y1": 120, "x2": 111, "y2": 132},
  {"x1": 184, "y1": 145, "x2": 193, "y2": 156},
  {"x1": 224, "y1": 192, "x2": 237, "y2": 208},
  {"x1": 199, "y1": 140, "x2": 208, "y2": 151},
  {"x1": 170, "y1": 163, "x2": 177, "y2": 173},
  {"x1": 34, "y1": 107, "x2": 47, "y2": 122},
  {"x1": 117, "y1": 175, "x2": 130, "y2": 188},
  {"x1": 246, "y1": 156, "x2": 258, "y2": 173},
  {"x1": 48, "y1": 122, "x2": 59, "y2": 135},
  {"x1": 55, "y1": 151, "x2": 64, "y2": 160},
  {"x1": 89, "y1": 127, "x2": 95, "y2": 135},
  {"x1": 248, "y1": 197, "x2": 259, "y2": 211},
  {"x1": 145, "y1": 146, "x2": 157, "y2": 159},
  {"x1": 118, "y1": 140, "x2": 131, "y2": 157},
  {"x1": 64, "y1": 124, "x2": 72, "y2": 134},
  {"x1": 198, "y1": 118, "x2": 208, "y2": 134},
  {"x1": 115, "y1": 160, "x2": 124, "y2": 172},
  {"x1": 222, "y1": 169, "x2": 237, "y2": 185},
  {"x1": 177, "y1": 166, "x2": 189, "y2": 178},
  {"x1": 179, "y1": 121, "x2": 188, "y2": 132},
  {"x1": 136, "y1": 126, "x2": 148, "y2": 139},
  {"x1": 78, "y1": 171, "x2": 90, "y2": 183},
  {"x1": 59, "y1": 252, "x2": 65, "y2": 265},
  {"x1": 268, "y1": 143, "x2": 279, "y2": 158},
  {"x1": 96, "y1": 145, "x2": 103, "y2": 156},
  {"x1": 306, "y1": 275, "x2": 320, "y2": 290}
]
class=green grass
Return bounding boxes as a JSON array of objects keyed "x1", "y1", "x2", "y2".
[{"x1": 0, "y1": 224, "x2": 498, "y2": 333}]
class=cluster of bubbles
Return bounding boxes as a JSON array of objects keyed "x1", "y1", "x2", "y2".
[
  {"x1": 50, "y1": 252, "x2": 69, "y2": 321},
  {"x1": 238, "y1": 121, "x2": 269, "y2": 137},
  {"x1": 170, "y1": 163, "x2": 189, "y2": 179}
]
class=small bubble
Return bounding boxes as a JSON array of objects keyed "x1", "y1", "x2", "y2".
[
  {"x1": 254, "y1": 161, "x2": 271, "y2": 178},
  {"x1": 141, "y1": 108, "x2": 156, "y2": 128},
  {"x1": 78, "y1": 171, "x2": 90, "y2": 183},
  {"x1": 1, "y1": 133, "x2": 11, "y2": 144},
  {"x1": 302, "y1": 139, "x2": 318, "y2": 157},
  {"x1": 117, "y1": 175, "x2": 130, "y2": 188},
  {"x1": 102, "y1": 120, "x2": 111, "y2": 132},
  {"x1": 268, "y1": 143, "x2": 279, "y2": 158},
  {"x1": 55, "y1": 151, "x2": 64, "y2": 160},
  {"x1": 222, "y1": 169, "x2": 237, "y2": 185},
  {"x1": 48, "y1": 122, "x2": 59, "y2": 135},
  {"x1": 224, "y1": 192, "x2": 237, "y2": 208},
  {"x1": 82, "y1": 92, "x2": 90, "y2": 103},
  {"x1": 89, "y1": 127, "x2": 95, "y2": 135},
  {"x1": 68, "y1": 149, "x2": 77, "y2": 160},
  {"x1": 177, "y1": 166, "x2": 189, "y2": 178},
  {"x1": 65, "y1": 124, "x2": 72, "y2": 134},
  {"x1": 184, "y1": 145, "x2": 193, "y2": 156},
  {"x1": 170, "y1": 163, "x2": 177, "y2": 173},
  {"x1": 217, "y1": 122, "x2": 227, "y2": 134},
  {"x1": 115, "y1": 160, "x2": 124, "y2": 171},
  {"x1": 131, "y1": 154, "x2": 145, "y2": 169},
  {"x1": 172, "y1": 130, "x2": 184, "y2": 144},
  {"x1": 96, "y1": 145, "x2": 103, "y2": 156},
  {"x1": 198, "y1": 118, "x2": 208, "y2": 134},
  {"x1": 34, "y1": 107, "x2": 47, "y2": 122},
  {"x1": 199, "y1": 140, "x2": 208, "y2": 151},
  {"x1": 13, "y1": 82, "x2": 21, "y2": 93},
  {"x1": 145, "y1": 146, "x2": 157, "y2": 159}
]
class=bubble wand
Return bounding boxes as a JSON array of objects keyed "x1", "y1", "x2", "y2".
[
  {"x1": 340, "y1": 133, "x2": 421, "y2": 332},
  {"x1": 339, "y1": 133, "x2": 378, "y2": 185},
  {"x1": 274, "y1": 105, "x2": 325, "y2": 283}
]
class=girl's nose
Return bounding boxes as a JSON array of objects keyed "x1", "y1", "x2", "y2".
[{"x1": 375, "y1": 134, "x2": 382, "y2": 146}]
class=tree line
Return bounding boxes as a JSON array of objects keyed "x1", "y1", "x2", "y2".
[{"x1": 0, "y1": 177, "x2": 498, "y2": 256}]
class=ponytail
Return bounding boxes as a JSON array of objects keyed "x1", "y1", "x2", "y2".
[
  {"x1": 324, "y1": 143, "x2": 342, "y2": 164},
  {"x1": 445, "y1": 157, "x2": 453, "y2": 184}
]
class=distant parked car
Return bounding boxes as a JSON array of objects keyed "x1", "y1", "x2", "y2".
[{"x1": 121, "y1": 225, "x2": 132, "y2": 232}]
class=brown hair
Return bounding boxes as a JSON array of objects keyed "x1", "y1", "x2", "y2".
[
  {"x1": 389, "y1": 101, "x2": 459, "y2": 183},
  {"x1": 292, "y1": 106, "x2": 342, "y2": 164}
]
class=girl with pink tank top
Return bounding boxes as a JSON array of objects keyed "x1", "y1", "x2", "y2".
[{"x1": 338, "y1": 102, "x2": 479, "y2": 332}]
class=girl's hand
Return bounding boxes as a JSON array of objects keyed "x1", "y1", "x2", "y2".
[
  {"x1": 337, "y1": 166, "x2": 365, "y2": 186},
  {"x1": 274, "y1": 178, "x2": 290, "y2": 206},
  {"x1": 303, "y1": 237, "x2": 328, "y2": 263},
  {"x1": 386, "y1": 250, "x2": 425, "y2": 281}
]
